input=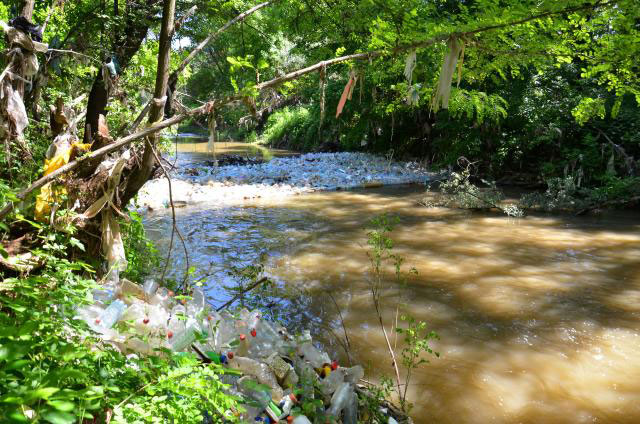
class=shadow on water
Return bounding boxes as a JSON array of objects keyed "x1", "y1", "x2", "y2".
[{"x1": 145, "y1": 184, "x2": 640, "y2": 424}]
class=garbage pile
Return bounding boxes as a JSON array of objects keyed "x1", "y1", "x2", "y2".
[
  {"x1": 138, "y1": 152, "x2": 432, "y2": 210},
  {"x1": 75, "y1": 276, "x2": 366, "y2": 423},
  {"x1": 185, "y1": 152, "x2": 429, "y2": 189}
]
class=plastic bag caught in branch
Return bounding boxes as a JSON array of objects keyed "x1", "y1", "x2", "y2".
[
  {"x1": 431, "y1": 37, "x2": 463, "y2": 113},
  {"x1": 102, "y1": 209, "x2": 127, "y2": 273},
  {"x1": 4, "y1": 84, "x2": 28, "y2": 137},
  {"x1": 404, "y1": 49, "x2": 417, "y2": 83},
  {"x1": 336, "y1": 71, "x2": 357, "y2": 118}
]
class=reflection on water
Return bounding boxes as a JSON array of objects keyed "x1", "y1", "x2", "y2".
[
  {"x1": 145, "y1": 185, "x2": 640, "y2": 423},
  {"x1": 164, "y1": 139, "x2": 297, "y2": 168}
]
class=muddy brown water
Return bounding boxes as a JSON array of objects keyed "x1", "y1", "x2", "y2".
[{"x1": 145, "y1": 144, "x2": 640, "y2": 423}]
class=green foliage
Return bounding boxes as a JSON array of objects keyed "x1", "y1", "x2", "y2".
[
  {"x1": 395, "y1": 315, "x2": 439, "y2": 412},
  {"x1": 428, "y1": 167, "x2": 523, "y2": 217},
  {"x1": 572, "y1": 97, "x2": 606, "y2": 125},
  {"x1": 120, "y1": 210, "x2": 160, "y2": 283},
  {"x1": 261, "y1": 107, "x2": 317, "y2": 150},
  {"x1": 0, "y1": 220, "x2": 237, "y2": 423}
]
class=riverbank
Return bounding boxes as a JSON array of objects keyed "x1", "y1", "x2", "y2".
[{"x1": 137, "y1": 152, "x2": 433, "y2": 210}]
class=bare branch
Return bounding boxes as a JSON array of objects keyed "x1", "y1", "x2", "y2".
[{"x1": 175, "y1": 5, "x2": 197, "y2": 32}]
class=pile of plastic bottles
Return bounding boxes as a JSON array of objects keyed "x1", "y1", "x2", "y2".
[{"x1": 75, "y1": 276, "x2": 365, "y2": 423}]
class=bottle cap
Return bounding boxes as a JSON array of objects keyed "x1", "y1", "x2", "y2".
[{"x1": 239, "y1": 334, "x2": 246, "y2": 341}]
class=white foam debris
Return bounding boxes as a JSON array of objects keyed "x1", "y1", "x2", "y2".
[{"x1": 138, "y1": 152, "x2": 431, "y2": 210}]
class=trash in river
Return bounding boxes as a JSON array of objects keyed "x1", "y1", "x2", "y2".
[
  {"x1": 74, "y1": 276, "x2": 409, "y2": 423},
  {"x1": 138, "y1": 152, "x2": 433, "y2": 210}
]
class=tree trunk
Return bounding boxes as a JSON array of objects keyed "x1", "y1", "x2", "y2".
[
  {"x1": 83, "y1": 1, "x2": 160, "y2": 144},
  {"x1": 121, "y1": 0, "x2": 176, "y2": 204},
  {"x1": 21, "y1": 0, "x2": 35, "y2": 20}
]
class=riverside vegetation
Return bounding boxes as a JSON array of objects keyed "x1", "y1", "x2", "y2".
[{"x1": 1, "y1": 0, "x2": 640, "y2": 422}]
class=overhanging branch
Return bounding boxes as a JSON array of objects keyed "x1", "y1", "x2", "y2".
[{"x1": 0, "y1": 0, "x2": 613, "y2": 221}]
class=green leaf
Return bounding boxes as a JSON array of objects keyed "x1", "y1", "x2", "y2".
[
  {"x1": 68, "y1": 238, "x2": 85, "y2": 252},
  {"x1": 5, "y1": 359, "x2": 30, "y2": 371},
  {"x1": 27, "y1": 387, "x2": 60, "y2": 401},
  {"x1": 47, "y1": 400, "x2": 75, "y2": 412},
  {"x1": 41, "y1": 410, "x2": 75, "y2": 424}
]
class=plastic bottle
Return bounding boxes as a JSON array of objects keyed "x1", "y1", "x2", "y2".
[
  {"x1": 342, "y1": 391, "x2": 358, "y2": 424},
  {"x1": 98, "y1": 299, "x2": 127, "y2": 329},
  {"x1": 143, "y1": 279, "x2": 158, "y2": 300},
  {"x1": 320, "y1": 368, "x2": 345, "y2": 396},
  {"x1": 149, "y1": 287, "x2": 171, "y2": 309},
  {"x1": 167, "y1": 317, "x2": 200, "y2": 351},
  {"x1": 326, "y1": 382, "x2": 354, "y2": 418},
  {"x1": 105, "y1": 267, "x2": 119, "y2": 286},
  {"x1": 237, "y1": 376, "x2": 271, "y2": 408},
  {"x1": 237, "y1": 333, "x2": 251, "y2": 357},
  {"x1": 343, "y1": 365, "x2": 364, "y2": 384},
  {"x1": 187, "y1": 287, "x2": 206, "y2": 318},
  {"x1": 296, "y1": 341, "x2": 330, "y2": 368},
  {"x1": 277, "y1": 394, "x2": 297, "y2": 419},
  {"x1": 291, "y1": 415, "x2": 312, "y2": 424},
  {"x1": 228, "y1": 356, "x2": 284, "y2": 400},
  {"x1": 215, "y1": 310, "x2": 239, "y2": 348},
  {"x1": 249, "y1": 319, "x2": 284, "y2": 358},
  {"x1": 92, "y1": 285, "x2": 116, "y2": 305},
  {"x1": 117, "y1": 279, "x2": 145, "y2": 303}
]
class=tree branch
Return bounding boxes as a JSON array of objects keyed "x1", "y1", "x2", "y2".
[
  {"x1": 0, "y1": 0, "x2": 615, "y2": 221},
  {"x1": 168, "y1": 1, "x2": 274, "y2": 87}
]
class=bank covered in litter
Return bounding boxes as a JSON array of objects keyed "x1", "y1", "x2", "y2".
[
  {"x1": 75, "y1": 275, "x2": 402, "y2": 423},
  {"x1": 138, "y1": 152, "x2": 431, "y2": 210}
]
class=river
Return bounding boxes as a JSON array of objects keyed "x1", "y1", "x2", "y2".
[{"x1": 144, "y1": 141, "x2": 640, "y2": 423}]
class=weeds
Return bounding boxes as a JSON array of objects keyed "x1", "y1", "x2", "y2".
[{"x1": 366, "y1": 214, "x2": 439, "y2": 413}]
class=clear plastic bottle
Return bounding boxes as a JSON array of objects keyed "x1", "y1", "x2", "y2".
[
  {"x1": 143, "y1": 279, "x2": 158, "y2": 300},
  {"x1": 236, "y1": 334, "x2": 251, "y2": 357},
  {"x1": 342, "y1": 391, "x2": 358, "y2": 424},
  {"x1": 167, "y1": 317, "x2": 200, "y2": 351},
  {"x1": 291, "y1": 415, "x2": 312, "y2": 424},
  {"x1": 92, "y1": 285, "x2": 116, "y2": 305},
  {"x1": 228, "y1": 356, "x2": 283, "y2": 400},
  {"x1": 215, "y1": 310, "x2": 238, "y2": 348},
  {"x1": 326, "y1": 382, "x2": 354, "y2": 418},
  {"x1": 237, "y1": 376, "x2": 271, "y2": 408},
  {"x1": 117, "y1": 279, "x2": 145, "y2": 302},
  {"x1": 296, "y1": 341, "x2": 330, "y2": 368},
  {"x1": 343, "y1": 365, "x2": 364, "y2": 384},
  {"x1": 99, "y1": 299, "x2": 127, "y2": 329},
  {"x1": 320, "y1": 368, "x2": 345, "y2": 396},
  {"x1": 187, "y1": 287, "x2": 206, "y2": 318},
  {"x1": 149, "y1": 287, "x2": 171, "y2": 309}
]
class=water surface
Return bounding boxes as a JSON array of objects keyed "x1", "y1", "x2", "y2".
[{"x1": 145, "y1": 150, "x2": 640, "y2": 423}]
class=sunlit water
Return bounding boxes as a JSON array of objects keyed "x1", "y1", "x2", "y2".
[{"x1": 145, "y1": 145, "x2": 640, "y2": 423}]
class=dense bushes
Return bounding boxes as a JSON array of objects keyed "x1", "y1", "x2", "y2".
[{"x1": 0, "y1": 223, "x2": 238, "y2": 423}]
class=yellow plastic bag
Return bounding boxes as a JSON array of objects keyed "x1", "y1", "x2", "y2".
[{"x1": 34, "y1": 142, "x2": 91, "y2": 222}]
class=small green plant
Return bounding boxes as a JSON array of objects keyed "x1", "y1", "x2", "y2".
[
  {"x1": 365, "y1": 214, "x2": 438, "y2": 414},
  {"x1": 395, "y1": 315, "x2": 440, "y2": 412}
]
